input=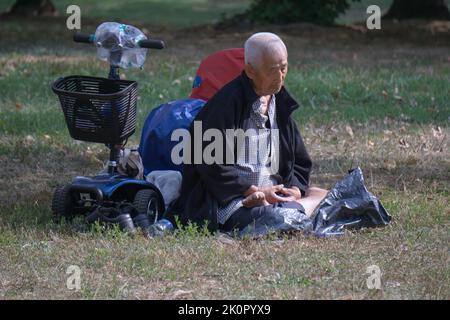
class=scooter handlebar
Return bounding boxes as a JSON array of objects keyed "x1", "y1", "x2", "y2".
[
  {"x1": 73, "y1": 32, "x2": 165, "y2": 49},
  {"x1": 137, "y1": 39, "x2": 165, "y2": 49},
  {"x1": 73, "y1": 32, "x2": 94, "y2": 44}
]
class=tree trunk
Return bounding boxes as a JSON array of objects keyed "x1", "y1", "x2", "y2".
[
  {"x1": 384, "y1": 0, "x2": 450, "y2": 20},
  {"x1": 9, "y1": 0, "x2": 57, "y2": 17}
]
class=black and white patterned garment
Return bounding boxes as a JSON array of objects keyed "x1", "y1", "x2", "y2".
[{"x1": 217, "y1": 95, "x2": 280, "y2": 225}]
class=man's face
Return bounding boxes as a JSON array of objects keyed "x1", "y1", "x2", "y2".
[{"x1": 245, "y1": 51, "x2": 288, "y2": 96}]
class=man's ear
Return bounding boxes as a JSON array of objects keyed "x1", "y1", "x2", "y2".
[{"x1": 244, "y1": 63, "x2": 255, "y2": 80}]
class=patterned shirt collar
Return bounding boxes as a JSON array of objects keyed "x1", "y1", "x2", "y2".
[{"x1": 250, "y1": 95, "x2": 276, "y2": 129}]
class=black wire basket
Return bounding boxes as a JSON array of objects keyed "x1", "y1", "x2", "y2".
[{"x1": 52, "y1": 75, "x2": 138, "y2": 144}]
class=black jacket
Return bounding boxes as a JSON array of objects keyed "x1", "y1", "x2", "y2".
[{"x1": 166, "y1": 71, "x2": 312, "y2": 231}]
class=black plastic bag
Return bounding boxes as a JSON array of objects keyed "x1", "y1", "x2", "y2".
[
  {"x1": 237, "y1": 206, "x2": 314, "y2": 238},
  {"x1": 237, "y1": 167, "x2": 391, "y2": 238},
  {"x1": 311, "y1": 167, "x2": 391, "y2": 236}
]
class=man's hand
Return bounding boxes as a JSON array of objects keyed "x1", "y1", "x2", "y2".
[
  {"x1": 242, "y1": 191, "x2": 269, "y2": 208},
  {"x1": 243, "y1": 185, "x2": 259, "y2": 197},
  {"x1": 259, "y1": 184, "x2": 292, "y2": 204},
  {"x1": 277, "y1": 186, "x2": 302, "y2": 202},
  {"x1": 242, "y1": 185, "x2": 269, "y2": 208},
  {"x1": 242, "y1": 185, "x2": 302, "y2": 207}
]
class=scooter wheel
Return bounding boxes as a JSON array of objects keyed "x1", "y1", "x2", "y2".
[
  {"x1": 133, "y1": 189, "x2": 162, "y2": 224},
  {"x1": 51, "y1": 185, "x2": 76, "y2": 223}
]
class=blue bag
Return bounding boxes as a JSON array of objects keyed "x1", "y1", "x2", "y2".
[{"x1": 139, "y1": 98, "x2": 205, "y2": 175}]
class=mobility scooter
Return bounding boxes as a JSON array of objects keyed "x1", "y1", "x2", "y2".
[{"x1": 51, "y1": 22, "x2": 167, "y2": 233}]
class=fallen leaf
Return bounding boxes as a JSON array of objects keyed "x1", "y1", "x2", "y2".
[
  {"x1": 23, "y1": 135, "x2": 35, "y2": 146},
  {"x1": 432, "y1": 126, "x2": 443, "y2": 139},
  {"x1": 383, "y1": 159, "x2": 397, "y2": 170},
  {"x1": 345, "y1": 125, "x2": 354, "y2": 139},
  {"x1": 167, "y1": 289, "x2": 193, "y2": 299},
  {"x1": 330, "y1": 126, "x2": 339, "y2": 133},
  {"x1": 398, "y1": 138, "x2": 409, "y2": 148}
]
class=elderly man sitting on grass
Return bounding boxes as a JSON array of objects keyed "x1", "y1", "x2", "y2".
[{"x1": 167, "y1": 32, "x2": 328, "y2": 232}]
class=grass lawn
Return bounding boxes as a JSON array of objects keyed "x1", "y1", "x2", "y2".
[
  {"x1": 0, "y1": 0, "x2": 251, "y2": 28},
  {"x1": 0, "y1": 2, "x2": 449, "y2": 299}
]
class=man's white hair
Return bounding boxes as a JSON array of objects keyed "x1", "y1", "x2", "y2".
[{"x1": 244, "y1": 32, "x2": 287, "y2": 69}]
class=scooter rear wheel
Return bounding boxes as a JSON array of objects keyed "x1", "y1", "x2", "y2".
[{"x1": 52, "y1": 185, "x2": 77, "y2": 222}]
